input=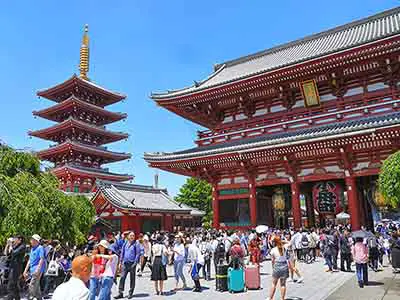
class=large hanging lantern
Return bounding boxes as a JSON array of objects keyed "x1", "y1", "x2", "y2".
[
  {"x1": 313, "y1": 181, "x2": 343, "y2": 214},
  {"x1": 272, "y1": 188, "x2": 285, "y2": 210},
  {"x1": 373, "y1": 184, "x2": 386, "y2": 207}
]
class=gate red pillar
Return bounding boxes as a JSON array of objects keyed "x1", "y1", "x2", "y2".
[
  {"x1": 345, "y1": 176, "x2": 361, "y2": 230},
  {"x1": 291, "y1": 181, "x2": 302, "y2": 229},
  {"x1": 212, "y1": 183, "x2": 220, "y2": 229},
  {"x1": 249, "y1": 177, "x2": 257, "y2": 226}
]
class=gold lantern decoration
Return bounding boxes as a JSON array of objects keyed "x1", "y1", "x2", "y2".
[
  {"x1": 272, "y1": 188, "x2": 285, "y2": 210},
  {"x1": 373, "y1": 186, "x2": 386, "y2": 208}
]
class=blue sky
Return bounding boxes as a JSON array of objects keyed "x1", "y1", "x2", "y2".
[{"x1": 0, "y1": 1, "x2": 398, "y2": 196}]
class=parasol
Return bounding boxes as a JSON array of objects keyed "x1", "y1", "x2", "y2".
[
  {"x1": 255, "y1": 225, "x2": 269, "y2": 234},
  {"x1": 352, "y1": 230, "x2": 375, "y2": 239},
  {"x1": 336, "y1": 212, "x2": 350, "y2": 220}
]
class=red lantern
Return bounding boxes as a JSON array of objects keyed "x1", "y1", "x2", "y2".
[{"x1": 313, "y1": 181, "x2": 343, "y2": 215}]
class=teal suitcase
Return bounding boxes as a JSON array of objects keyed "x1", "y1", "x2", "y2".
[{"x1": 227, "y1": 267, "x2": 245, "y2": 293}]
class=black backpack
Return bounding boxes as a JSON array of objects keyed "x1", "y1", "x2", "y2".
[
  {"x1": 216, "y1": 241, "x2": 225, "y2": 258},
  {"x1": 301, "y1": 234, "x2": 309, "y2": 247}
]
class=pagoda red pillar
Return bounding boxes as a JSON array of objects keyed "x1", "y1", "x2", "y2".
[
  {"x1": 345, "y1": 176, "x2": 361, "y2": 230},
  {"x1": 249, "y1": 177, "x2": 257, "y2": 226},
  {"x1": 291, "y1": 181, "x2": 302, "y2": 229},
  {"x1": 212, "y1": 183, "x2": 220, "y2": 229}
]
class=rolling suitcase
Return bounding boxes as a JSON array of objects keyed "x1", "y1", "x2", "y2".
[
  {"x1": 227, "y1": 267, "x2": 245, "y2": 293},
  {"x1": 245, "y1": 264, "x2": 260, "y2": 289},
  {"x1": 216, "y1": 264, "x2": 228, "y2": 292}
]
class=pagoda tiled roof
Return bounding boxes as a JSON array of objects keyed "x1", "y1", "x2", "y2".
[
  {"x1": 94, "y1": 179, "x2": 202, "y2": 214},
  {"x1": 37, "y1": 140, "x2": 131, "y2": 162},
  {"x1": 151, "y1": 7, "x2": 400, "y2": 100},
  {"x1": 33, "y1": 96, "x2": 127, "y2": 125},
  {"x1": 37, "y1": 74, "x2": 126, "y2": 106},
  {"x1": 28, "y1": 117, "x2": 129, "y2": 144},
  {"x1": 144, "y1": 111, "x2": 400, "y2": 162},
  {"x1": 52, "y1": 164, "x2": 133, "y2": 181}
]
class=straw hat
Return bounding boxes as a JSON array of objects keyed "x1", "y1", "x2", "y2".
[
  {"x1": 32, "y1": 234, "x2": 41, "y2": 243},
  {"x1": 98, "y1": 240, "x2": 110, "y2": 249}
]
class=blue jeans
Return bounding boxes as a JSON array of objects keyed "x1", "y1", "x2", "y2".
[
  {"x1": 355, "y1": 263, "x2": 368, "y2": 284},
  {"x1": 174, "y1": 259, "x2": 186, "y2": 285},
  {"x1": 99, "y1": 276, "x2": 113, "y2": 300},
  {"x1": 324, "y1": 254, "x2": 333, "y2": 271},
  {"x1": 89, "y1": 277, "x2": 100, "y2": 300}
]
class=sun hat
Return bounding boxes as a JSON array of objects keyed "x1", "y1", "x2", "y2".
[
  {"x1": 32, "y1": 234, "x2": 41, "y2": 242},
  {"x1": 98, "y1": 240, "x2": 110, "y2": 249}
]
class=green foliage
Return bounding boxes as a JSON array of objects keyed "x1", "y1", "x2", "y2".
[
  {"x1": 175, "y1": 177, "x2": 212, "y2": 226},
  {"x1": 0, "y1": 146, "x2": 95, "y2": 245},
  {"x1": 378, "y1": 151, "x2": 400, "y2": 208}
]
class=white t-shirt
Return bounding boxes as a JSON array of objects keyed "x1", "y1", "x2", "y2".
[
  {"x1": 52, "y1": 277, "x2": 89, "y2": 300},
  {"x1": 270, "y1": 245, "x2": 289, "y2": 261},
  {"x1": 173, "y1": 243, "x2": 185, "y2": 261},
  {"x1": 103, "y1": 254, "x2": 118, "y2": 278}
]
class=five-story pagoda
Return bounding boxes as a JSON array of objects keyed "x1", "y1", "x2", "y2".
[{"x1": 30, "y1": 25, "x2": 133, "y2": 193}]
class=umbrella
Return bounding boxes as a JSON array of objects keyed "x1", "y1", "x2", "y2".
[
  {"x1": 256, "y1": 225, "x2": 269, "y2": 234},
  {"x1": 352, "y1": 230, "x2": 375, "y2": 239},
  {"x1": 336, "y1": 212, "x2": 350, "y2": 220}
]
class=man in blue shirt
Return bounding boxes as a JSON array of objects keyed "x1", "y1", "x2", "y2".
[
  {"x1": 115, "y1": 231, "x2": 140, "y2": 299},
  {"x1": 23, "y1": 234, "x2": 45, "y2": 300}
]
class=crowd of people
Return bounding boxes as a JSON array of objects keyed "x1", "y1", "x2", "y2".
[{"x1": 1, "y1": 221, "x2": 399, "y2": 300}]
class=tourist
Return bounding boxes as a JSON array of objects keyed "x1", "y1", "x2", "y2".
[
  {"x1": 5, "y1": 236, "x2": 26, "y2": 300},
  {"x1": 352, "y1": 236, "x2": 369, "y2": 288},
  {"x1": 172, "y1": 235, "x2": 187, "y2": 290},
  {"x1": 339, "y1": 229, "x2": 352, "y2": 272},
  {"x1": 285, "y1": 232, "x2": 303, "y2": 283},
  {"x1": 52, "y1": 255, "x2": 92, "y2": 300},
  {"x1": 248, "y1": 234, "x2": 261, "y2": 264},
  {"x1": 139, "y1": 235, "x2": 152, "y2": 275},
  {"x1": 187, "y1": 238, "x2": 204, "y2": 292},
  {"x1": 23, "y1": 234, "x2": 46, "y2": 300},
  {"x1": 151, "y1": 235, "x2": 168, "y2": 295},
  {"x1": 89, "y1": 244, "x2": 106, "y2": 300},
  {"x1": 321, "y1": 229, "x2": 335, "y2": 272},
  {"x1": 115, "y1": 231, "x2": 140, "y2": 299},
  {"x1": 390, "y1": 232, "x2": 400, "y2": 272},
  {"x1": 368, "y1": 233, "x2": 380, "y2": 272},
  {"x1": 267, "y1": 236, "x2": 289, "y2": 300},
  {"x1": 199, "y1": 236, "x2": 212, "y2": 280},
  {"x1": 137, "y1": 234, "x2": 145, "y2": 276},
  {"x1": 97, "y1": 241, "x2": 119, "y2": 300},
  {"x1": 229, "y1": 238, "x2": 245, "y2": 269},
  {"x1": 308, "y1": 228, "x2": 318, "y2": 261}
]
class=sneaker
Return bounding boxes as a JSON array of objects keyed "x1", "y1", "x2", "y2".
[
  {"x1": 127, "y1": 294, "x2": 134, "y2": 299},
  {"x1": 325, "y1": 269, "x2": 332, "y2": 272},
  {"x1": 114, "y1": 295, "x2": 124, "y2": 299},
  {"x1": 297, "y1": 277, "x2": 304, "y2": 283},
  {"x1": 287, "y1": 277, "x2": 293, "y2": 282}
]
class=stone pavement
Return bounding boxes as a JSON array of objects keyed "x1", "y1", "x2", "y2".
[
  {"x1": 111, "y1": 259, "x2": 353, "y2": 300},
  {"x1": 326, "y1": 265, "x2": 399, "y2": 300}
]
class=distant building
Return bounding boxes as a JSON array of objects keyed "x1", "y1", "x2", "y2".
[
  {"x1": 29, "y1": 25, "x2": 132, "y2": 193},
  {"x1": 91, "y1": 179, "x2": 204, "y2": 234}
]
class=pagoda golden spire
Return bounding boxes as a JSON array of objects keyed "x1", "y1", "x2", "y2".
[{"x1": 79, "y1": 24, "x2": 90, "y2": 81}]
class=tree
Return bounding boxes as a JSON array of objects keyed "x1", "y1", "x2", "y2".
[
  {"x1": 378, "y1": 150, "x2": 400, "y2": 208},
  {"x1": 0, "y1": 146, "x2": 95, "y2": 245},
  {"x1": 175, "y1": 177, "x2": 212, "y2": 227}
]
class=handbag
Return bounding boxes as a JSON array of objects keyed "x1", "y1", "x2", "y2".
[
  {"x1": 191, "y1": 262, "x2": 200, "y2": 280},
  {"x1": 45, "y1": 251, "x2": 60, "y2": 277}
]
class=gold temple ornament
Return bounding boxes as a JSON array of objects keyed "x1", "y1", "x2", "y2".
[
  {"x1": 301, "y1": 79, "x2": 320, "y2": 107},
  {"x1": 79, "y1": 24, "x2": 90, "y2": 81}
]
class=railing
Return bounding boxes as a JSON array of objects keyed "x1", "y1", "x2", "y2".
[{"x1": 196, "y1": 88, "x2": 398, "y2": 146}]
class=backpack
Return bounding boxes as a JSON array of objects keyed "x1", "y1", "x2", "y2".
[
  {"x1": 215, "y1": 241, "x2": 225, "y2": 258},
  {"x1": 301, "y1": 234, "x2": 309, "y2": 247}
]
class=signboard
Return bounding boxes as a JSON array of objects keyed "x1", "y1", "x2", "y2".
[{"x1": 301, "y1": 79, "x2": 321, "y2": 107}]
